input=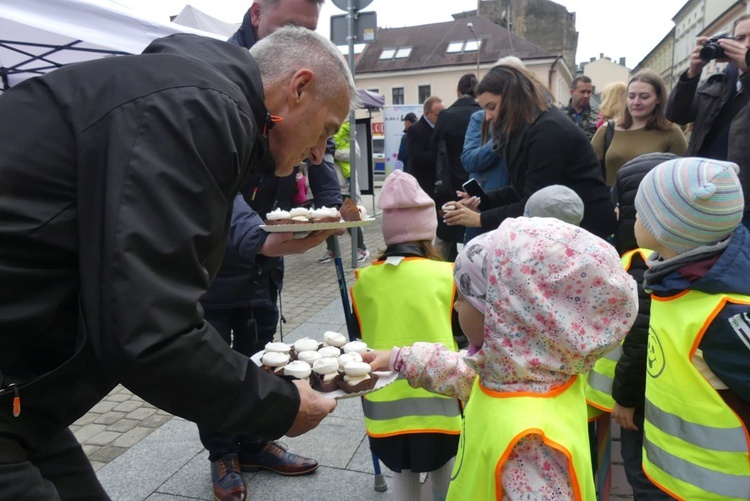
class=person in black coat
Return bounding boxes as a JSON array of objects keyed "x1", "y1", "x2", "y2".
[
  {"x1": 0, "y1": 28, "x2": 349, "y2": 499},
  {"x1": 432, "y1": 74, "x2": 481, "y2": 261},
  {"x1": 443, "y1": 66, "x2": 615, "y2": 241},
  {"x1": 405, "y1": 96, "x2": 445, "y2": 197},
  {"x1": 203, "y1": 2, "x2": 343, "y2": 499},
  {"x1": 609, "y1": 152, "x2": 677, "y2": 500}
]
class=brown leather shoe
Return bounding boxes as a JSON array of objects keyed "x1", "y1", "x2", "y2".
[
  {"x1": 238, "y1": 441, "x2": 319, "y2": 476},
  {"x1": 210, "y1": 454, "x2": 247, "y2": 501}
]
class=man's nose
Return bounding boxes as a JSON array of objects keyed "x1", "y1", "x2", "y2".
[{"x1": 308, "y1": 139, "x2": 326, "y2": 165}]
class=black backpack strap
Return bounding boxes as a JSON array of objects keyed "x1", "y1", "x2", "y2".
[{"x1": 603, "y1": 120, "x2": 615, "y2": 156}]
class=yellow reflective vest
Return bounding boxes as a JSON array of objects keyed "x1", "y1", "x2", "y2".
[
  {"x1": 351, "y1": 258, "x2": 462, "y2": 438},
  {"x1": 643, "y1": 289, "x2": 750, "y2": 500},
  {"x1": 447, "y1": 377, "x2": 596, "y2": 501},
  {"x1": 585, "y1": 248, "x2": 651, "y2": 413}
]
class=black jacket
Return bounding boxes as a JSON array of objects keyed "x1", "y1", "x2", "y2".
[
  {"x1": 480, "y1": 107, "x2": 612, "y2": 236},
  {"x1": 609, "y1": 153, "x2": 677, "y2": 410},
  {"x1": 666, "y1": 67, "x2": 750, "y2": 212},
  {"x1": 432, "y1": 96, "x2": 480, "y2": 242},
  {"x1": 405, "y1": 116, "x2": 438, "y2": 197},
  {"x1": 0, "y1": 35, "x2": 298, "y2": 449},
  {"x1": 207, "y1": 12, "x2": 342, "y2": 311}
]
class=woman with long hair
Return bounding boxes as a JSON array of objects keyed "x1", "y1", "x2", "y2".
[
  {"x1": 592, "y1": 70, "x2": 687, "y2": 185},
  {"x1": 444, "y1": 65, "x2": 614, "y2": 240},
  {"x1": 597, "y1": 81, "x2": 627, "y2": 128}
]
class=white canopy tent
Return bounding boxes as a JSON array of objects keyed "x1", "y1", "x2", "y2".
[
  {"x1": 0, "y1": 0, "x2": 223, "y2": 91},
  {"x1": 171, "y1": 4, "x2": 239, "y2": 38}
]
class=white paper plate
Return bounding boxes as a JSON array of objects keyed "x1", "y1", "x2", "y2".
[
  {"x1": 250, "y1": 350, "x2": 397, "y2": 400},
  {"x1": 261, "y1": 218, "x2": 376, "y2": 233}
]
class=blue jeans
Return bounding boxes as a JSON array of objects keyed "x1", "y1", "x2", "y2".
[{"x1": 620, "y1": 412, "x2": 672, "y2": 500}]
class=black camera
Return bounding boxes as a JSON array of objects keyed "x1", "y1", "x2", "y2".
[{"x1": 700, "y1": 34, "x2": 732, "y2": 61}]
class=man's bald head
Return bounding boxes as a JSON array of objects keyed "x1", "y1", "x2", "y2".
[{"x1": 251, "y1": 0, "x2": 324, "y2": 40}]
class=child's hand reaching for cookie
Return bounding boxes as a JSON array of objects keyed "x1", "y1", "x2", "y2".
[{"x1": 361, "y1": 349, "x2": 392, "y2": 372}]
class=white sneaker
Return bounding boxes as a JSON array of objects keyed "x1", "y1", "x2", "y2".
[
  {"x1": 318, "y1": 250, "x2": 334, "y2": 263},
  {"x1": 357, "y1": 249, "x2": 371, "y2": 262}
]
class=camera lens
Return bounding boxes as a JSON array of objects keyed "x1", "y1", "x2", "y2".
[{"x1": 699, "y1": 43, "x2": 721, "y2": 61}]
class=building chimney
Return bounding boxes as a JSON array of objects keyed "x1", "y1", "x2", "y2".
[
  {"x1": 619, "y1": 57, "x2": 626, "y2": 66},
  {"x1": 599, "y1": 52, "x2": 604, "y2": 59},
  {"x1": 590, "y1": 57, "x2": 595, "y2": 62}
]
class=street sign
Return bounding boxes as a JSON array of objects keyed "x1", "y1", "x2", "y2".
[
  {"x1": 330, "y1": 11, "x2": 377, "y2": 46},
  {"x1": 331, "y1": 0, "x2": 373, "y2": 11}
]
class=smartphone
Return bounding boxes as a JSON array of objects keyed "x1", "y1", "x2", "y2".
[{"x1": 462, "y1": 178, "x2": 486, "y2": 198}]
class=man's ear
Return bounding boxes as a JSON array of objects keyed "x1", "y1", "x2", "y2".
[
  {"x1": 289, "y1": 69, "x2": 315, "y2": 105},
  {"x1": 250, "y1": 2, "x2": 262, "y2": 30}
]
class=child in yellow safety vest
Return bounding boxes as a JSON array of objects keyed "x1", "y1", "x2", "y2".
[
  {"x1": 364, "y1": 217, "x2": 638, "y2": 500},
  {"x1": 350, "y1": 170, "x2": 461, "y2": 501},
  {"x1": 633, "y1": 157, "x2": 750, "y2": 500}
]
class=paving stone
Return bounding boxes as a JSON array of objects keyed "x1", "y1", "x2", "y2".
[
  {"x1": 112, "y1": 400, "x2": 143, "y2": 413},
  {"x1": 73, "y1": 412, "x2": 100, "y2": 426},
  {"x1": 74, "y1": 424, "x2": 107, "y2": 443},
  {"x1": 140, "y1": 413, "x2": 172, "y2": 429},
  {"x1": 95, "y1": 411, "x2": 127, "y2": 425},
  {"x1": 89, "y1": 461, "x2": 106, "y2": 472},
  {"x1": 105, "y1": 392, "x2": 131, "y2": 403},
  {"x1": 86, "y1": 430, "x2": 121, "y2": 446},
  {"x1": 88, "y1": 445, "x2": 128, "y2": 464},
  {"x1": 106, "y1": 418, "x2": 139, "y2": 433},
  {"x1": 112, "y1": 426, "x2": 153, "y2": 448},
  {"x1": 125, "y1": 407, "x2": 156, "y2": 421}
]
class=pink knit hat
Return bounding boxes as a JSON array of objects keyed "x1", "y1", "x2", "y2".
[{"x1": 378, "y1": 170, "x2": 437, "y2": 245}]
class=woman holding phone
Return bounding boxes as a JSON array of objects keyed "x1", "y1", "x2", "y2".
[{"x1": 444, "y1": 65, "x2": 614, "y2": 240}]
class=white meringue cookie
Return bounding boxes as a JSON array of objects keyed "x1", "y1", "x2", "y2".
[
  {"x1": 312, "y1": 357, "x2": 339, "y2": 375},
  {"x1": 343, "y1": 341, "x2": 368, "y2": 355},
  {"x1": 317, "y1": 345, "x2": 340, "y2": 358},
  {"x1": 296, "y1": 351, "x2": 322, "y2": 364},
  {"x1": 343, "y1": 361, "x2": 371, "y2": 377},
  {"x1": 261, "y1": 351, "x2": 290, "y2": 367},
  {"x1": 323, "y1": 331, "x2": 347, "y2": 347},
  {"x1": 293, "y1": 337, "x2": 320, "y2": 353},
  {"x1": 284, "y1": 360, "x2": 312, "y2": 379},
  {"x1": 337, "y1": 352, "x2": 362, "y2": 370},
  {"x1": 264, "y1": 342, "x2": 291, "y2": 353}
]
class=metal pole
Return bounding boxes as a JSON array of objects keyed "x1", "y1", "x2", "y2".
[
  {"x1": 468, "y1": 22, "x2": 480, "y2": 80},
  {"x1": 347, "y1": 0, "x2": 359, "y2": 268}
]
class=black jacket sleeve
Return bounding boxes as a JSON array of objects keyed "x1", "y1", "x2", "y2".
[
  {"x1": 479, "y1": 120, "x2": 566, "y2": 229},
  {"x1": 78, "y1": 87, "x2": 299, "y2": 437},
  {"x1": 612, "y1": 260, "x2": 650, "y2": 409},
  {"x1": 665, "y1": 71, "x2": 701, "y2": 125}
]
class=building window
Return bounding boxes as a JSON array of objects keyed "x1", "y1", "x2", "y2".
[
  {"x1": 392, "y1": 87, "x2": 404, "y2": 105},
  {"x1": 395, "y1": 47, "x2": 412, "y2": 58},
  {"x1": 379, "y1": 49, "x2": 396, "y2": 59},
  {"x1": 418, "y1": 85, "x2": 431, "y2": 104},
  {"x1": 380, "y1": 47, "x2": 412, "y2": 60},
  {"x1": 464, "y1": 40, "x2": 480, "y2": 52},
  {"x1": 447, "y1": 41, "x2": 464, "y2": 53},
  {"x1": 446, "y1": 40, "x2": 480, "y2": 53}
]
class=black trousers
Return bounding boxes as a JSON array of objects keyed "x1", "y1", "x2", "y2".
[
  {"x1": 0, "y1": 428, "x2": 109, "y2": 501},
  {"x1": 198, "y1": 299, "x2": 279, "y2": 461}
]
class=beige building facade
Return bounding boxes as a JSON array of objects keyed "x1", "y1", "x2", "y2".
[
  {"x1": 581, "y1": 56, "x2": 630, "y2": 92},
  {"x1": 633, "y1": 29, "x2": 675, "y2": 89}
]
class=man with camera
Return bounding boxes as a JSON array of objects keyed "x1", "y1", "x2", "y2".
[{"x1": 666, "y1": 14, "x2": 750, "y2": 227}]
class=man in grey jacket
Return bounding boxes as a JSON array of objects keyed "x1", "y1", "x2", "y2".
[{"x1": 0, "y1": 27, "x2": 354, "y2": 500}]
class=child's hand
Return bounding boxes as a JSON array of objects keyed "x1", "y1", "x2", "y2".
[
  {"x1": 361, "y1": 349, "x2": 392, "y2": 372},
  {"x1": 612, "y1": 403, "x2": 638, "y2": 431}
]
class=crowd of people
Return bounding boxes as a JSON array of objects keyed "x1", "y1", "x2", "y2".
[{"x1": 1, "y1": 0, "x2": 749, "y2": 499}]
